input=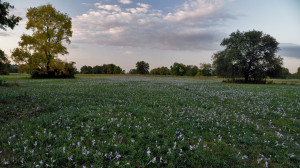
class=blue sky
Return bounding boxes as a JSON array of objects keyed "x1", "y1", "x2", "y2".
[{"x1": 1, "y1": 0, "x2": 300, "y2": 72}]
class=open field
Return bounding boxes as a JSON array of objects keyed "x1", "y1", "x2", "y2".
[{"x1": 0, "y1": 74, "x2": 299, "y2": 167}]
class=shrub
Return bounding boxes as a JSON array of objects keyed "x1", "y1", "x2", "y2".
[{"x1": 31, "y1": 60, "x2": 76, "y2": 78}]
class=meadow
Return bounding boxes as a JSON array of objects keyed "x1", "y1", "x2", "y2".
[{"x1": 0, "y1": 74, "x2": 299, "y2": 167}]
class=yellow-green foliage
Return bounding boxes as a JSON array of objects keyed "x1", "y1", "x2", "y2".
[{"x1": 11, "y1": 4, "x2": 72, "y2": 78}]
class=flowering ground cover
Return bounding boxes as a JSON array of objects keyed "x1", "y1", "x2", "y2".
[{"x1": 0, "y1": 74, "x2": 299, "y2": 167}]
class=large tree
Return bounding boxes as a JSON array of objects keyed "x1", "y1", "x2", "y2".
[
  {"x1": 11, "y1": 4, "x2": 72, "y2": 77},
  {"x1": 212, "y1": 30, "x2": 283, "y2": 82},
  {"x1": 136, "y1": 61, "x2": 149, "y2": 74}
]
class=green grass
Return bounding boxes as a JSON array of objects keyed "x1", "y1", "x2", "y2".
[{"x1": 0, "y1": 74, "x2": 299, "y2": 167}]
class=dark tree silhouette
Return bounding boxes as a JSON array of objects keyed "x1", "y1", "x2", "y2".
[{"x1": 212, "y1": 30, "x2": 282, "y2": 83}]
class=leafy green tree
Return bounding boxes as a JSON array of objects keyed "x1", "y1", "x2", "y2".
[
  {"x1": 80, "y1": 65, "x2": 93, "y2": 74},
  {"x1": 0, "y1": 0, "x2": 21, "y2": 30},
  {"x1": 113, "y1": 66, "x2": 122, "y2": 74},
  {"x1": 280, "y1": 67, "x2": 291, "y2": 79},
  {"x1": 0, "y1": 50, "x2": 9, "y2": 75},
  {"x1": 11, "y1": 4, "x2": 72, "y2": 78},
  {"x1": 199, "y1": 63, "x2": 213, "y2": 76},
  {"x1": 107, "y1": 64, "x2": 116, "y2": 74},
  {"x1": 297, "y1": 67, "x2": 300, "y2": 79},
  {"x1": 266, "y1": 63, "x2": 282, "y2": 78},
  {"x1": 136, "y1": 61, "x2": 149, "y2": 74},
  {"x1": 150, "y1": 66, "x2": 171, "y2": 75},
  {"x1": 92, "y1": 65, "x2": 103, "y2": 74},
  {"x1": 185, "y1": 65, "x2": 198, "y2": 76},
  {"x1": 171, "y1": 62, "x2": 186, "y2": 76},
  {"x1": 212, "y1": 30, "x2": 282, "y2": 82}
]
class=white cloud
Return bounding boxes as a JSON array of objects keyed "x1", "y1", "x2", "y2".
[
  {"x1": 72, "y1": 0, "x2": 235, "y2": 50},
  {"x1": 119, "y1": 0, "x2": 132, "y2": 5},
  {"x1": 165, "y1": 0, "x2": 224, "y2": 22},
  {"x1": 95, "y1": 3, "x2": 121, "y2": 12},
  {"x1": 137, "y1": 3, "x2": 150, "y2": 9},
  {"x1": 123, "y1": 51, "x2": 136, "y2": 55}
]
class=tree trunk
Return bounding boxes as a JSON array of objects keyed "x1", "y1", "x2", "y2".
[{"x1": 245, "y1": 73, "x2": 249, "y2": 83}]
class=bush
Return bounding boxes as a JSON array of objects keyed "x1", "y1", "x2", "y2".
[{"x1": 31, "y1": 60, "x2": 76, "y2": 78}]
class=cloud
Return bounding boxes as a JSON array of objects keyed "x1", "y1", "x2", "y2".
[
  {"x1": 72, "y1": 0, "x2": 235, "y2": 50},
  {"x1": 0, "y1": 32, "x2": 10, "y2": 37},
  {"x1": 123, "y1": 51, "x2": 136, "y2": 55},
  {"x1": 119, "y1": 0, "x2": 132, "y2": 5},
  {"x1": 279, "y1": 43, "x2": 300, "y2": 59},
  {"x1": 165, "y1": 0, "x2": 224, "y2": 22},
  {"x1": 95, "y1": 3, "x2": 121, "y2": 12}
]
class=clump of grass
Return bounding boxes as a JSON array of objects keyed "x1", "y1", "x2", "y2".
[{"x1": 0, "y1": 80, "x2": 19, "y2": 87}]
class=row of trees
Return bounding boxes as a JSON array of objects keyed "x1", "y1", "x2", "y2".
[
  {"x1": 126, "y1": 61, "x2": 212, "y2": 76},
  {"x1": 80, "y1": 64, "x2": 124, "y2": 74}
]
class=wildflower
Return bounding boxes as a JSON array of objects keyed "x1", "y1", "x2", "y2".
[
  {"x1": 147, "y1": 147, "x2": 151, "y2": 157},
  {"x1": 257, "y1": 158, "x2": 263, "y2": 164},
  {"x1": 151, "y1": 157, "x2": 156, "y2": 163}
]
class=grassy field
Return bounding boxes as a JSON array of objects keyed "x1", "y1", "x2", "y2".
[{"x1": 0, "y1": 74, "x2": 299, "y2": 167}]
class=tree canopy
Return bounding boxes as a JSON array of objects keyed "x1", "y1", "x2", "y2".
[
  {"x1": 0, "y1": 0, "x2": 21, "y2": 30},
  {"x1": 171, "y1": 62, "x2": 186, "y2": 76},
  {"x1": 80, "y1": 64, "x2": 123, "y2": 74},
  {"x1": 212, "y1": 30, "x2": 283, "y2": 83},
  {"x1": 0, "y1": 49, "x2": 9, "y2": 74},
  {"x1": 11, "y1": 4, "x2": 73, "y2": 78},
  {"x1": 150, "y1": 66, "x2": 171, "y2": 75},
  {"x1": 136, "y1": 61, "x2": 149, "y2": 74}
]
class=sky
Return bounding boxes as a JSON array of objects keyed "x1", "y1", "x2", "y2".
[{"x1": 1, "y1": 0, "x2": 300, "y2": 73}]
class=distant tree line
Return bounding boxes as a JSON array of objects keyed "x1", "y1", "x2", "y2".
[
  {"x1": 127, "y1": 61, "x2": 214, "y2": 76},
  {"x1": 80, "y1": 64, "x2": 124, "y2": 74}
]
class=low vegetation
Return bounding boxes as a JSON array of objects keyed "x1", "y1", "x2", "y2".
[{"x1": 0, "y1": 74, "x2": 299, "y2": 167}]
